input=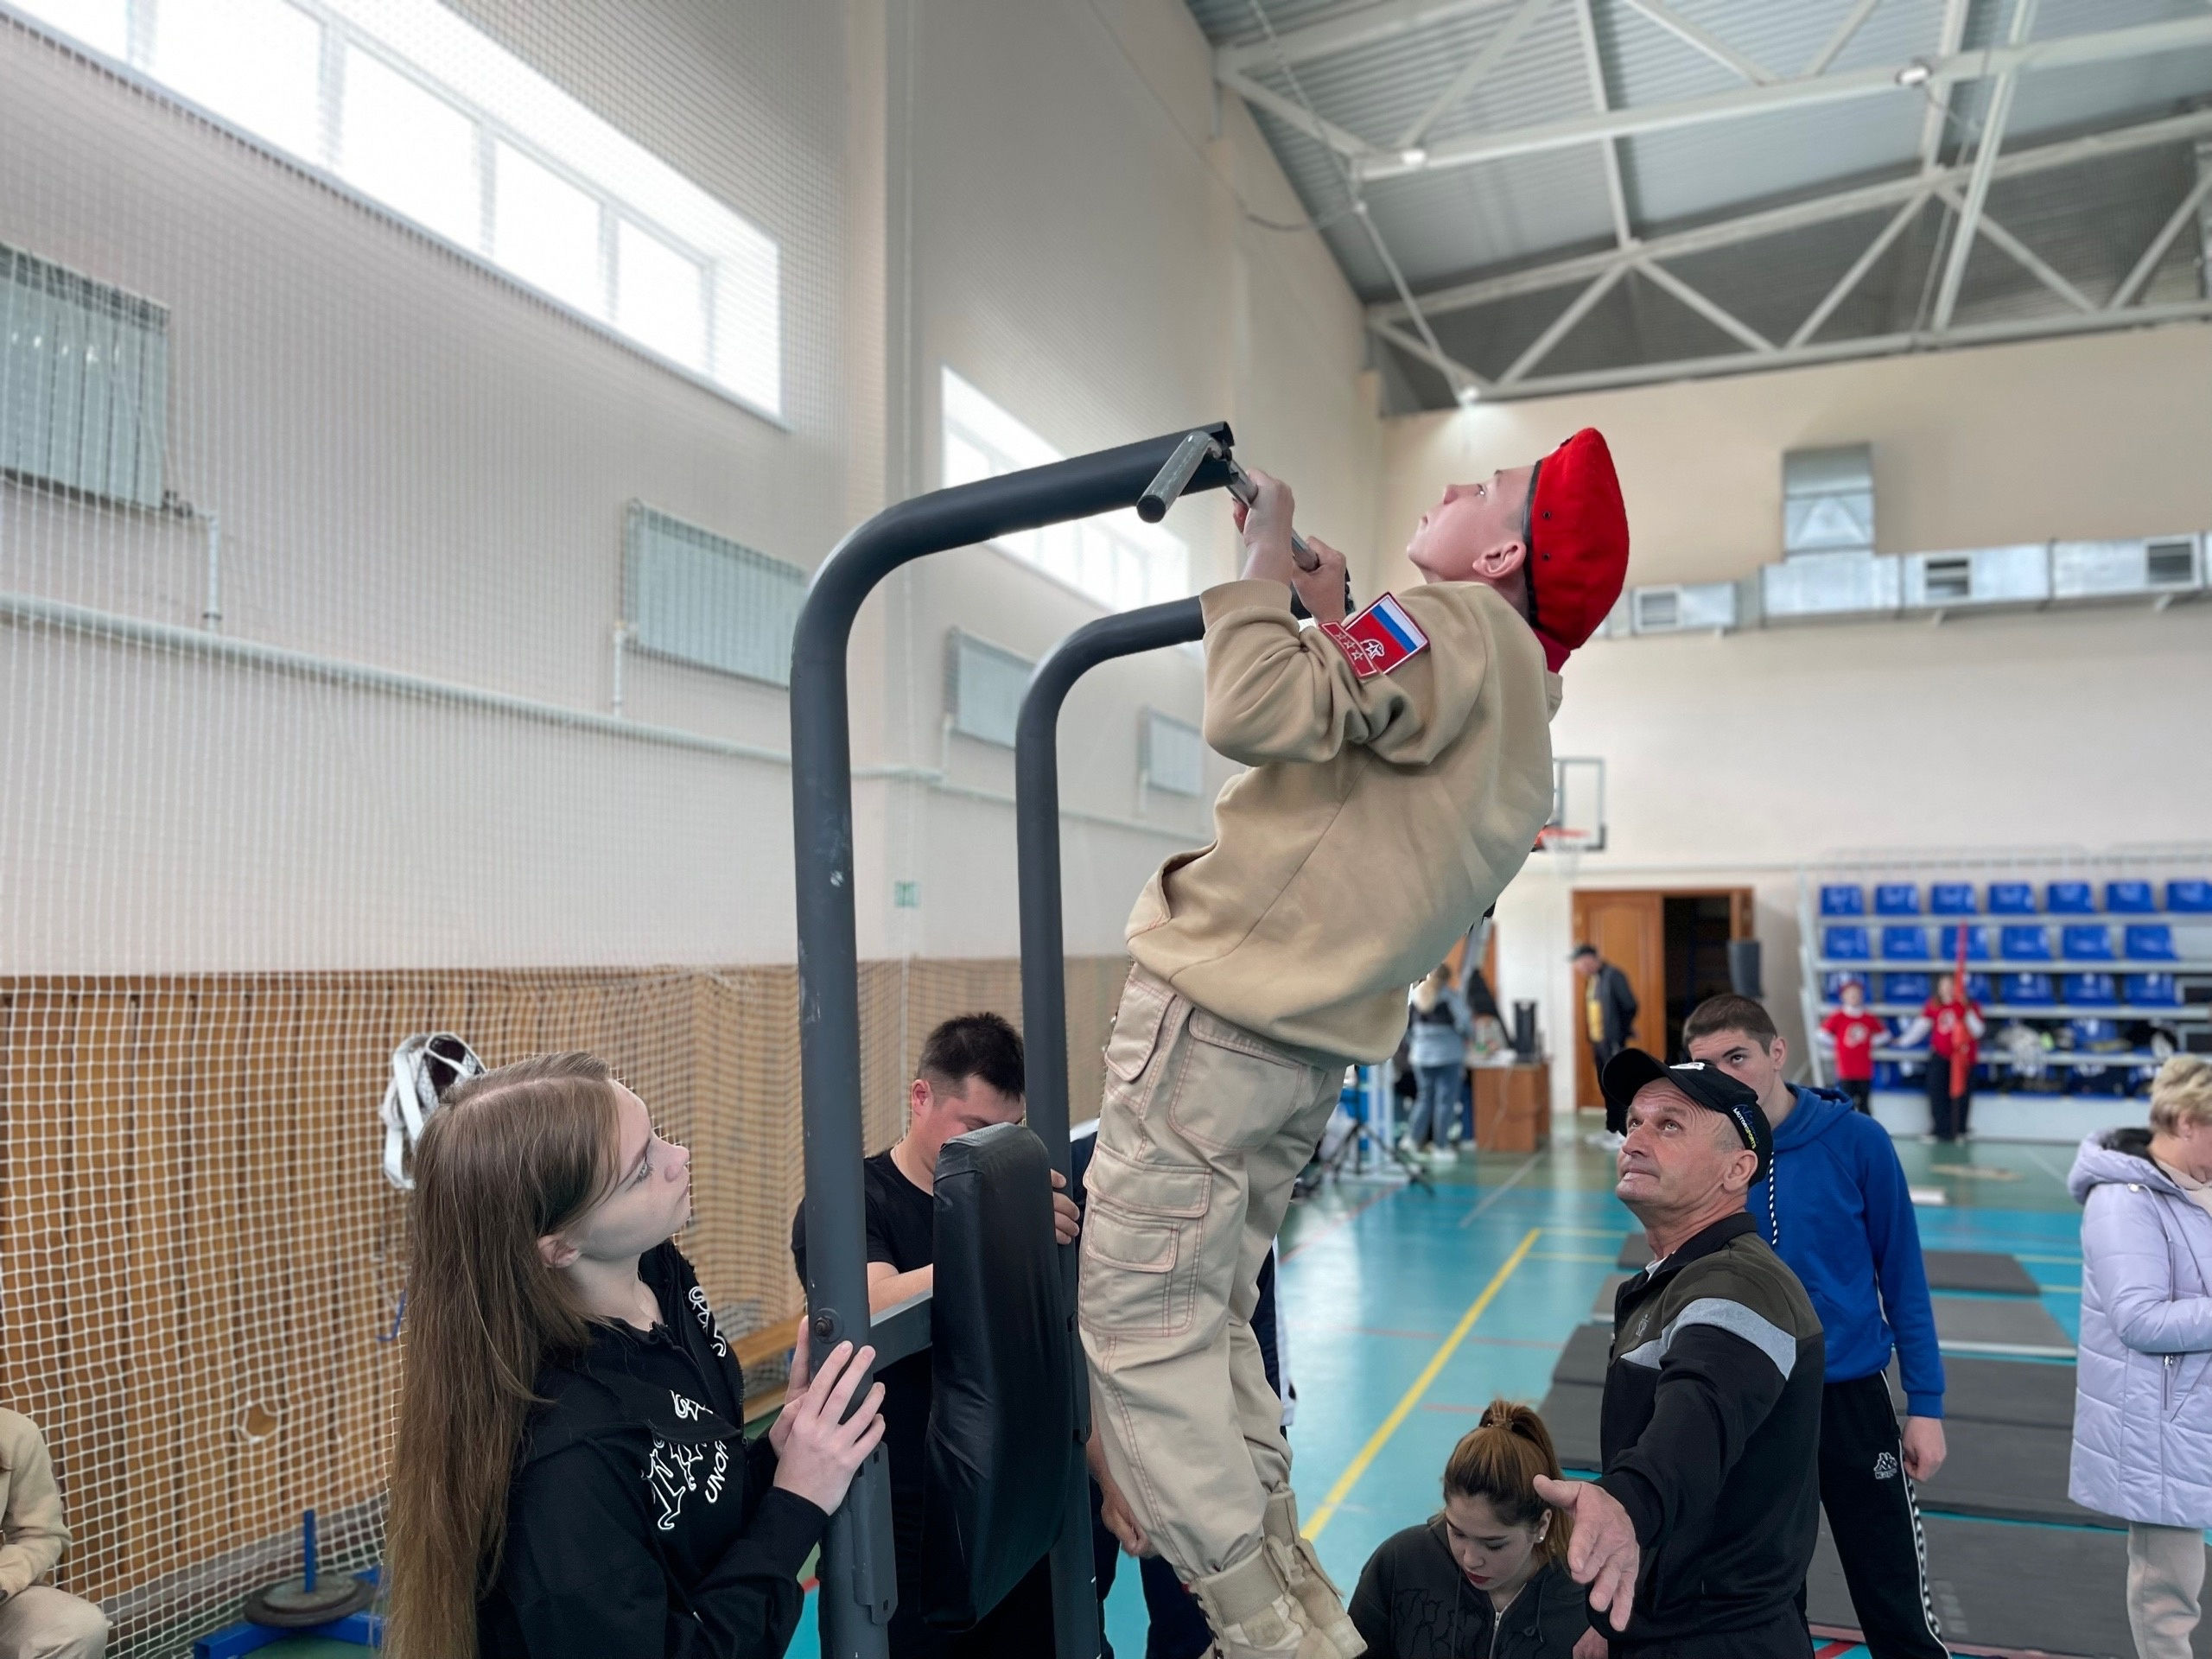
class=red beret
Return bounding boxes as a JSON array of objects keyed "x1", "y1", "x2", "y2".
[{"x1": 1526, "y1": 428, "x2": 1629, "y2": 671}]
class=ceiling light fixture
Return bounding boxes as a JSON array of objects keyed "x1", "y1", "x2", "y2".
[
  {"x1": 1399, "y1": 146, "x2": 1429, "y2": 167},
  {"x1": 1455, "y1": 384, "x2": 1482, "y2": 408},
  {"x1": 1896, "y1": 59, "x2": 1933, "y2": 86}
]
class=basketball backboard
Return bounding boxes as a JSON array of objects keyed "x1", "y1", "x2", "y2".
[{"x1": 1537, "y1": 756, "x2": 1606, "y2": 854}]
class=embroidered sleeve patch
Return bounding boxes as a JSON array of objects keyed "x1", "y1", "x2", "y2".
[{"x1": 1322, "y1": 593, "x2": 1429, "y2": 680}]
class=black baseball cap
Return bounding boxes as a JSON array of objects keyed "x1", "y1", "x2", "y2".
[{"x1": 1601, "y1": 1049, "x2": 1772, "y2": 1184}]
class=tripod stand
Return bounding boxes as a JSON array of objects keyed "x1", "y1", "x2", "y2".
[{"x1": 1313, "y1": 1067, "x2": 1433, "y2": 1192}]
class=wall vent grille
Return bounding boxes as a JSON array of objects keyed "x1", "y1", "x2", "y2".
[
  {"x1": 944, "y1": 630, "x2": 1033, "y2": 748},
  {"x1": 1141, "y1": 709, "x2": 1204, "y2": 798},
  {"x1": 623, "y1": 504, "x2": 805, "y2": 686}
]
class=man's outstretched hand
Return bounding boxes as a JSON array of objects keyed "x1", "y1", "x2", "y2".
[{"x1": 1534, "y1": 1475, "x2": 1639, "y2": 1634}]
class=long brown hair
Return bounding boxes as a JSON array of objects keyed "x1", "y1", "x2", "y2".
[
  {"x1": 385, "y1": 1053, "x2": 623, "y2": 1658},
  {"x1": 1442, "y1": 1399, "x2": 1573, "y2": 1567}
]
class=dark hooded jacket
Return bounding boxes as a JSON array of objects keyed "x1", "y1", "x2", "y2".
[{"x1": 1350, "y1": 1519, "x2": 1590, "y2": 1656}]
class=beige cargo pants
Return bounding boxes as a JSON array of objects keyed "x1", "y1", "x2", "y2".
[{"x1": 1078, "y1": 966, "x2": 1344, "y2": 1580}]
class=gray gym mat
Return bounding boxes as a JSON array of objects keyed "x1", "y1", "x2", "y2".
[
  {"x1": 1922, "y1": 1249, "x2": 2041, "y2": 1296},
  {"x1": 1913, "y1": 1419, "x2": 2113, "y2": 1528},
  {"x1": 1553, "y1": 1323, "x2": 1612, "y2": 1388},
  {"x1": 1615, "y1": 1231, "x2": 1650, "y2": 1269},
  {"x1": 1588, "y1": 1273, "x2": 1630, "y2": 1321},
  {"x1": 1932, "y1": 1293, "x2": 2075, "y2": 1357},
  {"x1": 1890, "y1": 1354, "x2": 2078, "y2": 1428},
  {"x1": 1807, "y1": 1511, "x2": 2206, "y2": 1657},
  {"x1": 1535, "y1": 1380, "x2": 1604, "y2": 1473}
]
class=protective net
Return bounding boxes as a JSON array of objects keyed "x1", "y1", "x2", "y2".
[{"x1": 0, "y1": 4, "x2": 1166, "y2": 1651}]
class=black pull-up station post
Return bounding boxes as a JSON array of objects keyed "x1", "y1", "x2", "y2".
[{"x1": 790, "y1": 425, "x2": 1236, "y2": 1659}]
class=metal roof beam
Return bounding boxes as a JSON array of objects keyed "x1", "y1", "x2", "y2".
[
  {"x1": 1349, "y1": 13, "x2": 2212, "y2": 181},
  {"x1": 1918, "y1": 0, "x2": 1974, "y2": 171},
  {"x1": 1570, "y1": 0, "x2": 1635, "y2": 247},
  {"x1": 1786, "y1": 190, "x2": 1928, "y2": 348},
  {"x1": 1616, "y1": 0, "x2": 1775, "y2": 85},
  {"x1": 1218, "y1": 68, "x2": 1380, "y2": 161},
  {"x1": 1215, "y1": 0, "x2": 1532, "y2": 77},
  {"x1": 1364, "y1": 107, "x2": 2212, "y2": 323},
  {"x1": 1931, "y1": 0, "x2": 2037, "y2": 332},
  {"x1": 1804, "y1": 0, "x2": 1886, "y2": 79},
  {"x1": 2108, "y1": 170, "x2": 2212, "y2": 310},
  {"x1": 1464, "y1": 298, "x2": 2212, "y2": 401},
  {"x1": 1636, "y1": 257, "x2": 1777, "y2": 352},
  {"x1": 1931, "y1": 183, "x2": 2093, "y2": 315},
  {"x1": 1396, "y1": 0, "x2": 1560, "y2": 151},
  {"x1": 1499, "y1": 264, "x2": 1628, "y2": 384},
  {"x1": 1372, "y1": 318, "x2": 1496, "y2": 397}
]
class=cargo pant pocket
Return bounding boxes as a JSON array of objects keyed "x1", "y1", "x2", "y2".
[
  {"x1": 1079, "y1": 1150, "x2": 1210, "y2": 1340},
  {"x1": 1099, "y1": 976, "x2": 1179, "y2": 1121},
  {"x1": 1166, "y1": 1008, "x2": 1324, "y2": 1154}
]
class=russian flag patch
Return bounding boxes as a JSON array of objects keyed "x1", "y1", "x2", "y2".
[{"x1": 1322, "y1": 593, "x2": 1429, "y2": 680}]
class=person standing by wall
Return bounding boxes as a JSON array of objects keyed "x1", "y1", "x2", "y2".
[
  {"x1": 2069, "y1": 1055, "x2": 2212, "y2": 1659},
  {"x1": 1403, "y1": 965, "x2": 1471, "y2": 1160},
  {"x1": 1892, "y1": 974, "x2": 1983, "y2": 1142},
  {"x1": 0, "y1": 1411, "x2": 107, "y2": 1659},
  {"x1": 1817, "y1": 978, "x2": 1881, "y2": 1116},
  {"x1": 1686, "y1": 995, "x2": 1948, "y2": 1659},
  {"x1": 1571, "y1": 946, "x2": 1637, "y2": 1078}
]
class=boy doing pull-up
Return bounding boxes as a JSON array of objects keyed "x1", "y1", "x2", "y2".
[{"x1": 1079, "y1": 432, "x2": 1630, "y2": 1659}]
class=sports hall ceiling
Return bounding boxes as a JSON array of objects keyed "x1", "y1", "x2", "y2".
[{"x1": 1185, "y1": 0, "x2": 2212, "y2": 409}]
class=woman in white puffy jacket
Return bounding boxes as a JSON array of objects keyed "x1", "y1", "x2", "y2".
[{"x1": 2069, "y1": 1055, "x2": 2212, "y2": 1659}]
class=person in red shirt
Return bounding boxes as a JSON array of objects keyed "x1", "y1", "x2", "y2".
[
  {"x1": 1894, "y1": 973, "x2": 1986, "y2": 1142},
  {"x1": 1817, "y1": 978, "x2": 1880, "y2": 1116}
]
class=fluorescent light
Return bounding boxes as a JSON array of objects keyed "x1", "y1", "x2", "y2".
[{"x1": 1399, "y1": 146, "x2": 1429, "y2": 166}]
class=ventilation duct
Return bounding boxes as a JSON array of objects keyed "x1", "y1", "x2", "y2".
[{"x1": 1783, "y1": 444, "x2": 1873, "y2": 558}]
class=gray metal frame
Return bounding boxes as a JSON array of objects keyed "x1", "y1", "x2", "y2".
[{"x1": 789, "y1": 425, "x2": 1234, "y2": 1659}]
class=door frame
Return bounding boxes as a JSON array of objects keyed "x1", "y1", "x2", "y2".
[{"x1": 1571, "y1": 887, "x2": 1754, "y2": 1109}]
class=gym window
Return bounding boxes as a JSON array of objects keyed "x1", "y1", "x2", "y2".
[
  {"x1": 940, "y1": 367, "x2": 1189, "y2": 613},
  {"x1": 16, "y1": 0, "x2": 782, "y2": 418}
]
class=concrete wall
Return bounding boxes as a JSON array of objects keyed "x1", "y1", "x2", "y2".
[
  {"x1": 1378, "y1": 326, "x2": 2212, "y2": 1108},
  {"x1": 0, "y1": 0, "x2": 1382, "y2": 972}
]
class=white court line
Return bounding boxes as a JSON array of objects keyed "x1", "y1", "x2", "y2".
[{"x1": 1456, "y1": 1149, "x2": 1547, "y2": 1228}]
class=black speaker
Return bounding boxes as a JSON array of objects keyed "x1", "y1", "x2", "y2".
[
  {"x1": 1510, "y1": 1001, "x2": 1540, "y2": 1062},
  {"x1": 1726, "y1": 939, "x2": 1764, "y2": 999}
]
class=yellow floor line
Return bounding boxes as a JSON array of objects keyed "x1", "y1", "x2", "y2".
[{"x1": 1303, "y1": 1226, "x2": 1542, "y2": 1541}]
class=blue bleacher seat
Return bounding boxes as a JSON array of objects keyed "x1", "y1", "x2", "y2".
[
  {"x1": 1872, "y1": 1061, "x2": 1898, "y2": 1090},
  {"x1": 2126, "y1": 973, "x2": 2180, "y2": 1006},
  {"x1": 2000, "y1": 972, "x2": 2055, "y2": 1005},
  {"x1": 1882, "y1": 971, "x2": 1931, "y2": 1004},
  {"x1": 1821, "y1": 884, "x2": 1866, "y2": 917},
  {"x1": 1881, "y1": 925, "x2": 1929, "y2": 960},
  {"x1": 1875, "y1": 884, "x2": 1922, "y2": 916},
  {"x1": 2107, "y1": 880, "x2": 2156, "y2": 914},
  {"x1": 1988, "y1": 882, "x2": 2037, "y2": 915},
  {"x1": 1999, "y1": 925, "x2": 2051, "y2": 960},
  {"x1": 2124, "y1": 925, "x2": 2177, "y2": 961},
  {"x1": 2062, "y1": 925, "x2": 2114, "y2": 960},
  {"x1": 1937, "y1": 925, "x2": 1990, "y2": 961},
  {"x1": 1930, "y1": 883, "x2": 1977, "y2": 915},
  {"x1": 1825, "y1": 925, "x2": 1872, "y2": 961},
  {"x1": 1965, "y1": 971, "x2": 1993, "y2": 1001},
  {"x1": 1822, "y1": 971, "x2": 1868, "y2": 1000},
  {"x1": 2063, "y1": 972, "x2": 2118, "y2": 1005},
  {"x1": 2169, "y1": 880, "x2": 2212, "y2": 913},
  {"x1": 2048, "y1": 881, "x2": 2095, "y2": 914}
]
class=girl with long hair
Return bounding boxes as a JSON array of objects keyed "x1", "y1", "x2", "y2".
[
  {"x1": 1347, "y1": 1400, "x2": 1595, "y2": 1656},
  {"x1": 385, "y1": 1052, "x2": 884, "y2": 1658}
]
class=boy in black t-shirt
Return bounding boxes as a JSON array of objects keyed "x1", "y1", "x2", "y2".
[{"x1": 790, "y1": 1013, "x2": 1080, "y2": 1657}]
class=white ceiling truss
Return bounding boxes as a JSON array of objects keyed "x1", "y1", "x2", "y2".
[{"x1": 1202, "y1": 0, "x2": 2212, "y2": 406}]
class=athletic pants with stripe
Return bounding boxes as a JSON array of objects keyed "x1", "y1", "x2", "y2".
[{"x1": 1811, "y1": 1372, "x2": 1948, "y2": 1658}]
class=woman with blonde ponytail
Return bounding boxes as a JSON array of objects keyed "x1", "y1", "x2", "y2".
[
  {"x1": 385, "y1": 1053, "x2": 884, "y2": 1659},
  {"x1": 1348, "y1": 1400, "x2": 1599, "y2": 1656}
]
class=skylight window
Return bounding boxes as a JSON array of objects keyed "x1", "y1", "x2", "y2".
[{"x1": 16, "y1": 0, "x2": 782, "y2": 417}]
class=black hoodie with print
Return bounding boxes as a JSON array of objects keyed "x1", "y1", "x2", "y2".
[
  {"x1": 1350, "y1": 1517, "x2": 1591, "y2": 1656},
  {"x1": 477, "y1": 1241, "x2": 828, "y2": 1659}
]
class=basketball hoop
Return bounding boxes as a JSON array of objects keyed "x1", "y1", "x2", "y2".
[{"x1": 1534, "y1": 824, "x2": 1592, "y2": 880}]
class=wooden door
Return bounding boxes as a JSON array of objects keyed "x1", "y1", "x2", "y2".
[{"x1": 1570, "y1": 891, "x2": 1665, "y2": 1109}]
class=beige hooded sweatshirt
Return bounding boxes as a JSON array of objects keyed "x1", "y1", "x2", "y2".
[
  {"x1": 0, "y1": 1409, "x2": 71, "y2": 1600},
  {"x1": 1126, "y1": 577, "x2": 1560, "y2": 1063}
]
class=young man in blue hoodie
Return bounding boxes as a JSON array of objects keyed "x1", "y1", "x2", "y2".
[{"x1": 1684, "y1": 993, "x2": 1949, "y2": 1659}]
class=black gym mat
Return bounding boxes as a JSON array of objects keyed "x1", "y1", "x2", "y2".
[
  {"x1": 1588, "y1": 1273, "x2": 1630, "y2": 1321},
  {"x1": 1891, "y1": 1354, "x2": 2078, "y2": 1429},
  {"x1": 1912, "y1": 1418, "x2": 2113, "y2": 1528},
  {"x1": 1808, "y1": 1511, "x2": 2203, "y2": 1657},
  {"x1": 1553, "y1": 1322, "x2": 1612, "y2": 1388},
  {"x1": 1535, "y1": 1380, "x2": 1604, "y2": 1473},
  {"x1": 1931, "y1": 1294, "x2": 2074, "y2": 1357},
  {"x1": 1616, "y1": 1231, "x2": 1651, "y2": 1269},
  {"x1": 1922, "y1": 1249, "x2": 2041, "y2": 1296}
]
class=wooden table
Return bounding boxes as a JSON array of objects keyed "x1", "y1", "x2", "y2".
[{"x1": 1472, "y1": 1061, "x2": 1551, "y2": 1152}]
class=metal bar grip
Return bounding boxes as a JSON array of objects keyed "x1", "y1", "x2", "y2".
[
  {"x1": 1219, "y1": 456, "x2": 1322, "y2": 574},
  {"x1": 1136, "y1": 430, "x2": 1217, "y2": 524}
]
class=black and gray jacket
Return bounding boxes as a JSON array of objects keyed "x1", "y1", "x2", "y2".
[
  {"x1": 476, "y1": 1242, "x2": 827, "y2": 1659},
  {"x1": 1595, "y1": 1212, "x2": 1824, "y2": 1645},
  {"x1": 1350, "y1": 1520, "x2": 1591, "y2": 1656}
]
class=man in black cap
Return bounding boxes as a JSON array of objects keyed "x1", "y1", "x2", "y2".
[{"x1": 1534, "y1": 1051, "x2": 1825, "y2": 1657}]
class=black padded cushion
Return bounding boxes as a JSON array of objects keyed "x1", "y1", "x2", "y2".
[
  {"x1": 1890, "y1": 1354, "x2": 2077, "y2": 1428},
  {"x1": 1930, "y1": 1294, "x2": 2073, "y2": 1355},
  {"x1": 1911, "y1": 1419, "x2": 2113, "y2": 1528},
  {"x1": 924, "y1": 1122, "x2": 1075, "y2": 1628},
  {"x1": 1536, "y1": 1381, "x2": 1605, "y2": 1474},
  {"x1": 1617, "y1": 1232, "x2": 1651, "y2": 1269},
  {"x1": 1921, "y1": 1250, "x2": 2040, "y2": 1295},
  {"x1": 1553, "y1": 1323, "x2": 1612, "y2": 1389}
]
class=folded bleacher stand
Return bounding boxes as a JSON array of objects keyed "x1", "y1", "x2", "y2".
[{"x1": 787, "y1": 423, "x2": 1240, "y2": 1659}]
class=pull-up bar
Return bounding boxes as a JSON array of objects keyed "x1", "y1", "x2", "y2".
[{"x1": 789, "y1": 425, "x2": 1236, "y2": 1659}]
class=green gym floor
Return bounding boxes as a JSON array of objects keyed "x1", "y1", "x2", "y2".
[{"x1": 245, "y1": 1125, "x2": 2088, "y2": 1658}]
